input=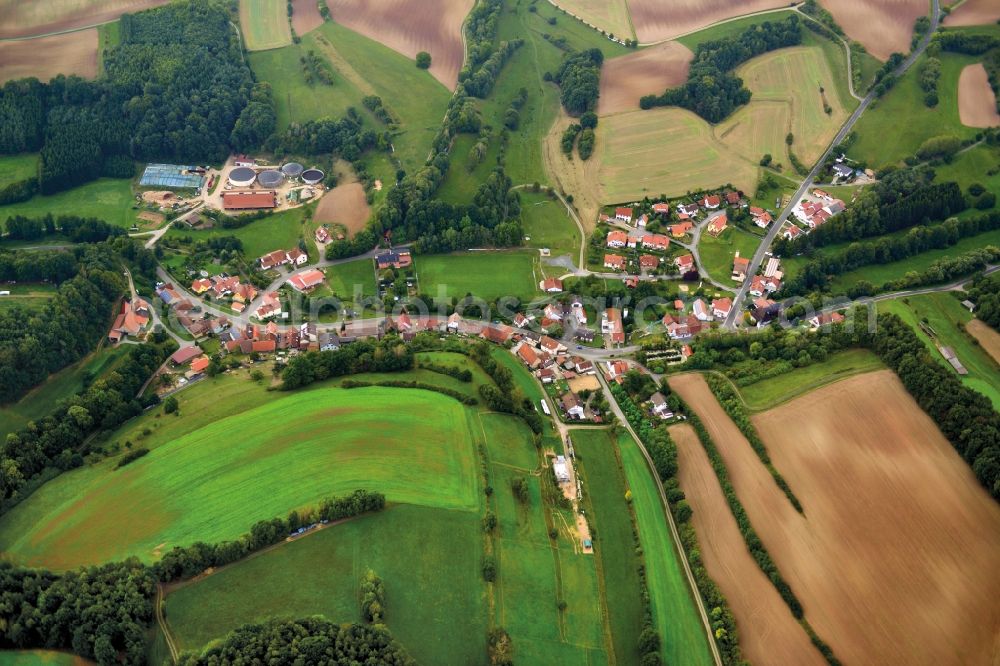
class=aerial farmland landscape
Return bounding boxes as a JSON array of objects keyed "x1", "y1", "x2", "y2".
[{"x1": 0, "y1": 0, "x2": 998, "y2": 665}]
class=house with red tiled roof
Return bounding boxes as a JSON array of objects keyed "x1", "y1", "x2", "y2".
[
  {"x1": 641, "y1": 234, "x2": 669, "y2": 251},
  {"x1": 700, "y1": 194, "x2": 721, "y2": 209},
  {"x1": 170, "y1": 346, "x2": 204, "y2": 365},
  {"x1": 540, "y1": 277, "x2": 563, "y2": 293},
  {"x1": 749, "y1": 275, "x2": 766, "y2": 296},
  {"x1": 517, "y1": 342, "x2": 541, "y2": 368},
  {"x1": 254, "y1": 292, "x2": 282, "y2": 320},
  {"x1": 604, "y1": 254, "x2": 626, "y2": 271},
  {"x1": 731, "y1": 252, "x2": 750, "y2": 281},
  {"x1": 692, "y1": 299, "x2": 711, "y2": 321},
  {"x1": 652, "y1": 202, "x2": 669, "y2": 215},
  {"x1": 809, "y1": 311, "x2": 846, "y2": 328},
  {"x1": 288, "y1": 269, "x2": 325, "y2": 291},
  {"x1": 606, "y1": 230, "x2": 628, "y2": 248},
  {"x1": 670, "y1": 222, "x2": 693, "y2": 238},
  {"x1": 783, "y1": 224, "x2": 803, "y2": 240},
  {"x1": 725, "y1": 191, "x2": 741, "y2": 205},
  {"x1": 481, "y1": 325, "x2": 513, "y2": 344},
  {"x1": 706, "y1": 213, "x2": 728, "y2": 237},
  {"x1": 602, "y1": 308, "x2": 625, "y2": 345},
  {"x1": 252, "y1": 339, "x2": 277, "y2": 353},
  {"x1": 614, "y1": 207, "x2": 633, "y2": 223},
  {"x1": 191, "y1": 278, "x2": 212, "y2": 294},
  {"x1": 189, "y1": 356, "x2": 210, "y2": 374},
  {"x1": 712, "y1": 298, "x2": 733, "y2": 319},
  {"x1": 674, "y1": 254, "x2": 695, "y2": 272},
  {"x1": 639, "y1": 254, "x2": 659, "y2": 270}
]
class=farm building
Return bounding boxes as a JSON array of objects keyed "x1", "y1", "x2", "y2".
[
  {"x1": 170, "y1": 346, "x2": 204, "y2": 365},
  {"x1": 289, "y1": 269, "x2": 325, "y2": 291},
  {"x1": 140, "y1": 164, "x2": 204, "y2": 189},
  {"x1": 222, "y1": 191, "x2": 277, "y2": 210},
  {"x1": 227, "y1": 166, "x2": 257, "y2": 187}
]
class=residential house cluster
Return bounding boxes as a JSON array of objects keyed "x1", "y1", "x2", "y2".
[
  {"x1": 601, "y1": 307, "x2": 625, "y2": 345},
  {"x1": 254, "y1": 292, "x2": 282, "y2": 320},
  {"x1": 190, "y1": 274, "x2": 258, "y2": 313},
  {"x1": 107, "y1": 297, "x2": 150, "y2": 343},
  {"x1": 604, "y1": 230, "x2": 670, "y2": 273},
  {"x1": 786, "y1": 190, "x2": 846, "y2": 239},
  {"x1": 511, "y1": 336, "x2": 598, "y2": 421},
  {"x1": 662, "y1": 296, "x2": 732, "y2": 339},
  {"x1": 157, "y1": 282, "x2": 226, "y2": 338},
  {"x1": 259, "y1": 248, "x2": 308, "y2": 271}
]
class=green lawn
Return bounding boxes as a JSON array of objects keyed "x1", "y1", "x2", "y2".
[
  {"x1": 0, "y1": 153, "x2": 37, "y2": 188},
  {"x1": 324, "y1": 258, "x2": 376, "y2": 299},
  {"x1": 0, "y1": 282, "x2": 56, "y2": 314},
  {"x1": 881, "y1": 292, "x2": 1000, "y2": 408},
  {"x1": 0, "y1": 178, "x2": 139, "y2": 229},
  {"x1": 733, "y1": 348, "x2": 885, "y2": 411},
  {"x1": 0, "y1": 651, "x2": 88, "y2": 665},
  {"x1": 825, "y1": 228, "x2": 1000, "y2": 294},
  {"x1": 168, "y1": 207, "x2": 307, "y2": 259},
  {"x1": 615, "y1": 431, "x2": 713, "y2": 665},
  {"x1": 0, "y1": 385, "x2": 480, "y2": 568},
  {"x1": 520, "y1": 191, "x2": 582, "y2": 264},
  {"x1": 573, "y1": 429, "x2": 646, "y2": 666},
  {"x1": 0, "y1": 345, "x2": 128, "y2": 437},
  {"x1": 850, "y1": 49, "x2": 980, "y2": 169},
  {"x1": 165, "y1": 504, "x2": 488, "y2": 665},
  {"x1": 697, "y1": 227, "x2": 761, "y2": 283},
  {"x1": 416, "y1": 252, "x2": 540, "y2": 301},
  {"x1": 436, "y1": 0, "x2": 627, "y2": 202}
]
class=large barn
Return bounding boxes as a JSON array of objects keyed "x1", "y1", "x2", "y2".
[{"x1": 222, "y1": 191, "x2": 277, "y2": 210}]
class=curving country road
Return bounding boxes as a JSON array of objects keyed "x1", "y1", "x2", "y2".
[{"x1": 723, "y1": 0, "x2": 941, "y2": 329}]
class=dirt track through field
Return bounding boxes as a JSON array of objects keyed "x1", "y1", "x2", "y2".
[
  {"x1": 967, "y1": 319, "x2": 1000, "y2": 364},
  {"x1": 326, "y1": 0, "x2": 473, "y2": 90},
  {"x1": 597, "y1": 42, "x2": 692, "y2": 115},
  {"x1": 0, "y1": 29, "x2": 98, "y2": 83},
  {"x1": 817, "y1": 0, "x2": 927, "y2": 61},
  {"x1": 943, "y1": 0, "x2": 1000, "y2": 26},
  {"x1": 958, "y1": 63, "x2": 1000, "y2": 128},
  {"x1": 0, "y1": 0, "x2": 170, "y2": 39},
  {"x1": 290, "y1": 0, "x2": 324, "y2": 35},
  {"x1": 628, "y1": 0, "x2": 788, "y2": 43},
  {"x1": 670, "y1": 423, "x2": 825, "y2": 666},
  {"x1": 669, "y1": 371, "x2": 1000, "y2": 666}
]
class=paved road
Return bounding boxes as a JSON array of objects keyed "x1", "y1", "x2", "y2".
[{"x1": 724, "y1": 0, "x2": 941, "y2": 329}]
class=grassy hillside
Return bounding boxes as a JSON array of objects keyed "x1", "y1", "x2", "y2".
[
  {"x1": 0, "y1": 384, "x2": 481, "y2": 568},
  {"x1": 0, "y1": 178, "x2": 139, "y2": 230},
  {"x1": 165, "y1": 504, "x2": 488, "y2": 665}
]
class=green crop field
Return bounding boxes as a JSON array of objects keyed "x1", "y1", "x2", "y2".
[
  {"x1": 164, "y1": 504, "x2": 488, "y2": 665},
  {"x1": 0, "y1": 177, "x2": 139, "y2": 229},
  {"x1": 881, "y1": 293, "x2": 1000, "y2": 409},
  {"x1": 733, "y1": 348, "x2": 885, "y2": 410},
  {"x1": 825, "y1": 228, "x2": 1000, "y2": 294},
  {"x1": 0, "y1": 344, "x2": 127, "y2": 437},
  {"x1": 572, "y1": 429, "x2": 646, "y2": 665},
  {"x1": 850, "y1": 50, "x2": 979, "y2": 168},
  {"x1": 698, "y1": 227, "x2": 761, "y2": 283},
  {"x1": 0, "y1": 385, "x2": 480, "y2": 568},
  {"x1": 0, "y1": 651, "x2": 88, "y2": 665},
  {"x1": 239, "y1": 0, "x2": 292, "y2": 51},
  {"x1": 0, "y1": 153, "x2": 37, "y2": 188},
  {"x1": 250, "y1": 21, "x2": 449, "y2": 174},
  {"x1": 416, "y1": 252, "x2": 540, "y2": 301},
  {"x1": 615, "y1": 431, "x2": 713, "y2": 665},
  {"x1": 520, "y1": 191, "x2": 582, "y2": 264}
]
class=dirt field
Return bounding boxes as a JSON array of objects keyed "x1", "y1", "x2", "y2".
[
  {"x1": 290, "y1": 0, "x2": 324, "y2": 35},
  {"x1": 567, "y1": 375, "x2": 600, "y2": 392},
  {"x1": 669, "y1": 371, "x2": 1000, "y2": 666},
  {"x1": 543, "y1": 109, "x2": 604, "y2": 229},
  {"x1": 0, "y1": 0, "x2": 169, "y2": 39},
  {"x1": 0, "y1": 29, "x2": 98, "y2": 83},
  {"x1": 597, "y1": 42, "x2": 692, "y2": 115},
  {"x1": 314, "y1": 182, "x2": 370, "y2": 236},
  {"x1": 817, "y1": 0, "x2": 927, "y2": 61},
  {"x1": 326, "y1": 0, "x2": 473, "y2": 90},
  {"x1": 628, "y1": 0, "x2": 789, "y2": 44},
  {"x1": 943, "y1": 0, "x2": 1000, "y2": 26},
  {"x1": 958, "y1": 63, "x2": 1000, "y2": 128},
  {"x1": 555, "y1": 0, "x2": 633, "y2": 41},
  {"x1": 670, "y1": 423, "x2": 826, "y2": 666},
  {"x1": 968, "y1": 319, "x2": 1000, "y2": 364}
]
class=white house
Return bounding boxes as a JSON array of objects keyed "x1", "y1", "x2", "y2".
[{"x1": 692, "y1": 299, "x2": 712, "y2": 322}]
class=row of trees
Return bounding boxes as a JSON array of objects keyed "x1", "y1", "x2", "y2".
[
  {"x1": 639, "y1": 16, "x2": 802, "y2": 122},
  {"x1": 4, "y1": 214, "x2": 124, "y2": 243},
  {"x1": 966, "y1": 272, "x2": 1000, "y2": 330},
  {"x1": 280, "y1": 337, "x2": 414, "y2": 390},
  {"x1": 470, "y1": 341, "x2": 542, "y2": 433}
]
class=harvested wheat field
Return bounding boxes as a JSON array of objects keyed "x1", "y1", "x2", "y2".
[
  {"x1": 0, "y1": 0, "x2": 170, "y2": 39},
  {"x1": 968, "y1": 319, "x2": 1000, "y2": 364},
  {"x1": 290, "y1": 0, "x2": 324, "y2": 35},
  {"x1": 669, "y1": 371, "x2": 1000, "y2": 666},
  {"x1": 628, "y1": 0, "x2": 788, "y2": 44},
  {"x1": 557, "y1": 0, "x2": 633, "y2": 41},
  {"x1": 817, "y1": 0, "x2": 927, "y2": 61},
  {"x1": 326, "y1": 0, "x2": 473, "y2": 89},
  {"x1": 0, "y1": 29, "x2": 98, "y2": 84},
  {"x1": 314, "y1": 183, "x2": 370, "y2": 236},
  {"x1": 958, "y1": 63, "x2": 1000, "y2": 128},
  {"x1": 543, "y1": 110, "x2": 604, "y2": 229},
  {"x1": 944, "y1": 0, "x2": 1000, "y2": 27},
  {"x1": 597, "y1": 42, "x2": 692, "y2": 115},
  {"x1": 670, "y1": 423, "x2": 826, "y2": 666}
]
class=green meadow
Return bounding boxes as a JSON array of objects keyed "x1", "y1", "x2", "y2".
[
  {"x1": 0, "y1": 178, "x2": 139, "y2": 230},
  {"x1": 520, "y1": 190, "x2": 582, "y2": 264},
  {"x1": 0, "y1": 386, "x2": 480, "y2": 568},
  {"x1": 0, "y1": 651, "x2": 89, "y2": 666},
  {"x1": 168, "y1": 207, "x2": 307, "y2": 259},
  {"x1": 698, "y1": 227, "x2": 761, "y2": 283},
  {"x1": 417, "y1": 252, "x2": 540, "y2": 301},
  {"x1": 0, "y1": 153, "x2": 38, "y2": 188},
  {"x1": 881, "y1": 292, "x2": 1000, "y2": 409}
]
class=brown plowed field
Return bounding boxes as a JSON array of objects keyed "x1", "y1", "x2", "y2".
[
  {"x1": 968, "y1": 319, "x2": 1000, "y2": 364},
  {"x1": 958, "y1": 63, "x2": 1000, "y2": 128},
  {"x1": 670, "y1": 423, "x2": 825, "y2": 666},
  {"x1": 597, "y1": 42, "x2": 692, "y2": 115},
  {"x1": 669, "y1": 371, "x2": 1000, "y2": 666},
  {"x1": 817, "y1": 0, "x2": 927, "y2": 61},
  {"x1": 290, "y1": 0, "x2": 324, "y2": 35},
  {"x1": 326, "y1": 0, "x2": 473, "y2": 90},
  {"x1": 943, "y1": 0, "x2": 1000, "y2": 27},
  {"x1": 314, "y1": 182, "x2": 370, "y2": 236},
  {"x1": 0, "y1": 29, "x2": 98, "y2": 84},
  {"x1": 0, "y1": 0, "x2": 170, "y2": 39},
  {"x1": 628, "y1": 0, "x2": 788, "y2": 44}
]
